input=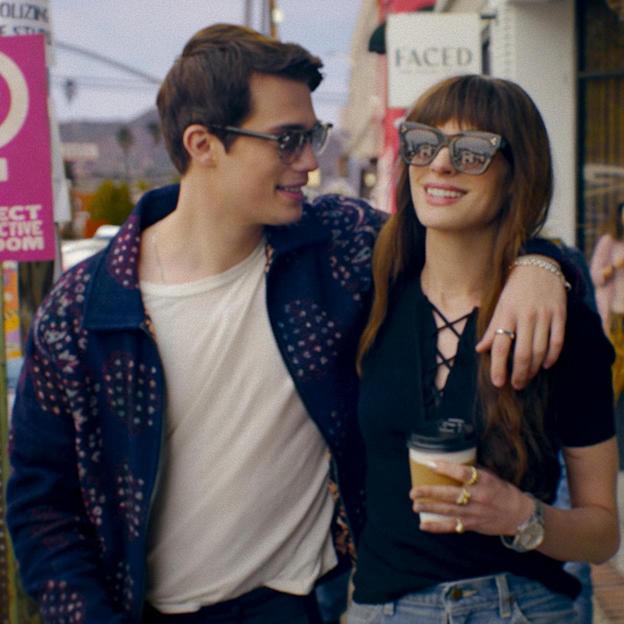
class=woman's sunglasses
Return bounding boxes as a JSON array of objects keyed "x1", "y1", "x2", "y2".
[{"x1": 398, "y1": 122, "x2": 508, "y2": 175}]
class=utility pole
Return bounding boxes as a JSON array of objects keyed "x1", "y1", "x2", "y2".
[
  {"x1": 243, "y1": 0, "x2": 277, "y2": 38},
  {"x1": 269, "y1": 0, "x2": 279, "y2": 38},
  {"x1": 244, "y1": 0, "x2": 253, "y2": 29}
]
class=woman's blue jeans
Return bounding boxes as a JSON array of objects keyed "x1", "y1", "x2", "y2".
[{"x1": 347, "y1": 573, "x2": 577, "y2": 624}]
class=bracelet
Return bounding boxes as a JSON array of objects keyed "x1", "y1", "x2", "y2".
[{"x1": 512, "y1": 257, "x2": 572, "y2": 291}]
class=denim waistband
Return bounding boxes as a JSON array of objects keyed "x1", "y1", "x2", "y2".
[{"x1": 380, "y1": 573, "x2": 549, "y2": 618}]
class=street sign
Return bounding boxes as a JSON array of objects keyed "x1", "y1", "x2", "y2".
[
  {"x1": 386, "y1": 13, "x2": 482, "y2": 109},
  {"x1": 0, "y1": 0, "x2": 54, "y2": 65},
  {"x1": 0, "y1": 34, "x2": 55, "y2": 261}
]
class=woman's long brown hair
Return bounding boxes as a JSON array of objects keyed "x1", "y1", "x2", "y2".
[{"x1": 357, "y1": 75, "x2": 555, "y2": 492}]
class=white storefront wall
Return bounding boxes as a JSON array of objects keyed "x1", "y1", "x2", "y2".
[
  {"x1": 437, "y1": 0, "x2": 576, "y2": 244},
  {"x1": 490, "y1": 0, "x2": 576, "y2": 244}
]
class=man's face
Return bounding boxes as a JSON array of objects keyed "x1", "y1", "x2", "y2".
[{"x1": 211, "y1": 73, "x2": 320, "y2": 227}]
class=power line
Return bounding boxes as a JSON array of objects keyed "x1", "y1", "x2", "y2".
[
  {"x1": 50, "y1": 73, "x2": 346, "y2": 101},
  {"x1": 55, "y1": 40, "x2": 160, "y2": 84},
  {"x1": 51, "y1": 75, "x2": 158, "y2": 92},
  {"x1": 53, "y1": 36, "x2": 347, "y2": 103}
]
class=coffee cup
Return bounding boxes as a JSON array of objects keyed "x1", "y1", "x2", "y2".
[{"x1": 408, "y1": 419, "x2": 476, "y2": 523}]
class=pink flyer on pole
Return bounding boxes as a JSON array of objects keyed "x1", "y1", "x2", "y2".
[{"x1": 0, "y1": 33, "x2": 55, "y2": 262}]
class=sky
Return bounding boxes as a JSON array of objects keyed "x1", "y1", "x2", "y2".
[{"x1": 48, "y1": 0, "x2": 363, "y2": 127}]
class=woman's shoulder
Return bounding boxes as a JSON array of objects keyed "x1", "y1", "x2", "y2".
[
  {"x1": 550, "y1": 299, "x2": 614, "y2": 393},
  {"x1": 551, "y1": 299, "x2": 615, "y2": 445},
  {"x1": 596, "y1": 232, "x2": 615, "y2": 244},
  {"x1": 593, "y1": 233, "x2": 617, "y2": 253},
  {"x1": 563, "y1": 299, "x2": 613, "y2": 360}
]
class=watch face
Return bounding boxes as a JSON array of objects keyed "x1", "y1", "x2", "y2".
[
  {"x1": 518, "y1": 522, "x2": 545, "y2": 551},
  {"x1": 500, "y1": 496, "x2": 545, "y2": 553}
]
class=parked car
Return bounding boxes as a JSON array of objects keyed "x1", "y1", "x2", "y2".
[
  {"x1": 93, "y1": 224, "x2": 122, "y2": 240},
  {"x1": 61, "y1": 225, "x2": 120, "y2": 271}
]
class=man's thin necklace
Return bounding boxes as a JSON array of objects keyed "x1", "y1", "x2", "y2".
[{"x1": 151, "y1": 230, "x2": 167, "y2": 283}]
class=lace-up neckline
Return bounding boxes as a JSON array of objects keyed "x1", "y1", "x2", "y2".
[{"x1": 423, "y1": 300, "x2": 473, "y2": 411}]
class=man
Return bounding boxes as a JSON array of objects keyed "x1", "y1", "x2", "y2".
[{"x1": 7, "y1": 24, "x2": 570, "y2": 624}]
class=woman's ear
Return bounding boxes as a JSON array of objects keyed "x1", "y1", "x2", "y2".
[{"x1": 182, "y1": 124, "x2": 222, "y2": 167}]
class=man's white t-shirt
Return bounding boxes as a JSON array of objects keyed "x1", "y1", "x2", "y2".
[{"x1": 142, "y1": 240, "x2": 337, "y2": 614}]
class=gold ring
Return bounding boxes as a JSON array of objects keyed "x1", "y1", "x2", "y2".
[
  {"x1": 456, "y1": 488, "x2": 471, "y2": 506},
  {"x1": 455, "y1": 518, "x2": 465, "y2": 534},
  {"x1": 495, "y1": 328, "x2": 516, "y2": 340},
  {"x1": 466, "y1": 466, "x2": 479, "y2": 486}
]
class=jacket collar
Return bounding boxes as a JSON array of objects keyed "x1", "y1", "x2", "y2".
[
  {"x1": 83, "y1": 185, "x2": 329, "y2": 330},
  {"x1": 83, "y1": 185, "x2": 179, "y2": 330},
  {"x1": 265, "y1": 205, "x2": 330, "y2": 255}
]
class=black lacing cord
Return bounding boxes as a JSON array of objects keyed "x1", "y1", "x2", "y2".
[{"x1": 423, "y1": 302, "x2": 472, "y2": 410}]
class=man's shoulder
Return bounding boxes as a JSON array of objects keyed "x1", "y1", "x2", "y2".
[
  {"x1": 31, "y1": 256, "x2": 100, "y2": 349},
  {"x1": 303, "y1": 193, "x2": 388, "y2": 237}
]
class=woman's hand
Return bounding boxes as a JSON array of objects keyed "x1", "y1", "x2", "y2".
[
  {"x1": 410, "y1": 461, "x2": 534, "y2": 537},
  {"x1": 601, "y1": 265, "x2": 615, "y2": 282}
]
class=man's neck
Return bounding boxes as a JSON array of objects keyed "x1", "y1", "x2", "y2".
[{"x1": 139, "y1": 182, "x2": 264, "y2": 284}]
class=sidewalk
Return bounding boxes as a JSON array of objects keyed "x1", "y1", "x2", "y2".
[{"x1": 592, "y1": 471, "x2": 624, "y2": 623}]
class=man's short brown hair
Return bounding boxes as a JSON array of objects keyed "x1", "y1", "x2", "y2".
[{"x1": 156, "y1": 23, "x2": 324, "y2": 173}]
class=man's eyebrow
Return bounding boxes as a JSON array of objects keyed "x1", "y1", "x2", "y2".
[{"x1": 269, "y1": 122, "x2": 317, "y2": 133}]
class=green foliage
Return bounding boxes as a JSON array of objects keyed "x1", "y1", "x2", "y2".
[
  {"x1": 90, "y1": 180, "x2": 134, "y2": 226},
  {"x1": 135, "y1": 179, "x2": 152, "y2": 193}
]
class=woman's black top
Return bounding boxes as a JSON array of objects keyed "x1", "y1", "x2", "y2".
[{"x1": 354, "y1": 276, "x2": 615, "y2": 603}]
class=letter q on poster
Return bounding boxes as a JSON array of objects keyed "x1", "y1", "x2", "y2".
[
  {"x1": 0, "y1": 49, "x2": 29, "y2": 182},
  {"x1": 0, "y1": 34, "x2": 55, "y2": 262}
]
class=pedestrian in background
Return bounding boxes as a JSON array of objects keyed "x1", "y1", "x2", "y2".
[
  {"x1": 591, "y1": 201, "x2": 624, "y2": 474},
  {"x1": 592, "y1": 202, "x2": 624, "y2": 397}
]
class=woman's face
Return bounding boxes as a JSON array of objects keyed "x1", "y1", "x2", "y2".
[{"x1": 408, "y1": 120, "x2": 510, "y2": 236}]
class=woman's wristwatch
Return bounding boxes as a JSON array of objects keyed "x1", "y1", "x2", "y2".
[{"x1": 500, "y1": 493, "x2": 545, "y2": 553}]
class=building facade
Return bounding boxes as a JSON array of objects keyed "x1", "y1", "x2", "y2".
[{"x1": 343, "y1": 0, "x2": 624, "y2": 257}]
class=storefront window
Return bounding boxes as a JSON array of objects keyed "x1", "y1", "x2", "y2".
[{"x1": 578, "y1": 0, "x2": 624, "y2": 256}]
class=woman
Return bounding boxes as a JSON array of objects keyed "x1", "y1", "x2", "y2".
[
  {"x1": 591, "y1": 201, "x2": 624, "y2": 400},
  {"x1": 591, "y1": 202, "x2": 624, "y2": 332},
  {"x1": 350, "y1": 75, "x2": 619, "y2": 623}
]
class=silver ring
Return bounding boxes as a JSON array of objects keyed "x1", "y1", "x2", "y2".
[{"x1": 495, "y1": 328, "x2": 516, "y2": 340}]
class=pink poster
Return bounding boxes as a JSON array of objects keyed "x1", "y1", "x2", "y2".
[{"x1": 0, "y1": 34, "x2": 55, "y2": 261}]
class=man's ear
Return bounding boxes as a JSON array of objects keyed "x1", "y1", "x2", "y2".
[{"x1": 182, "y1": 124, "x2": 223, "y2": 167}]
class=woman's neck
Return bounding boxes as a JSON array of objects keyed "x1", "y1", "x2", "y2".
[{"x1": 420, "y1": 228, "x2": 496, "y2": 318}]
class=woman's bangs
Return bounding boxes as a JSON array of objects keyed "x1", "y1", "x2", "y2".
[{"x1": 408, "y1": 78, "x2": 506, "y2": 137}]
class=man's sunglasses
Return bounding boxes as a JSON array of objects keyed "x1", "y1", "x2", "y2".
[
  {"x1": 210, "y1": 121, "x2": 333, "y2": 164},
  {"x1": 398, "y1": 122, "x2": 508, "y2": 175}
]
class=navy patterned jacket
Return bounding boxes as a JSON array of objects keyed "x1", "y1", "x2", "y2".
[{"x1": 6, "y1": 185, "x2": 386, "y2": 623}]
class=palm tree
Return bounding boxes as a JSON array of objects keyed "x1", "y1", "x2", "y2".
[
  {"x1": 145, "y1": 120, "x2": 161, "y2": 146},
  {"x1": 116, "y1": 125, "x2": 134, "y2": 183}
]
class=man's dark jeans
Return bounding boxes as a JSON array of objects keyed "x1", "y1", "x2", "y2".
[{"x1": 143, "y1": 586, "x2": 322, "y2": 624}]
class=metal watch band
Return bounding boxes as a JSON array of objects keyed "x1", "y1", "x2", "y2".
[{"x1": 500, "y1": 493, "x2": 545, "y2": 553}]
